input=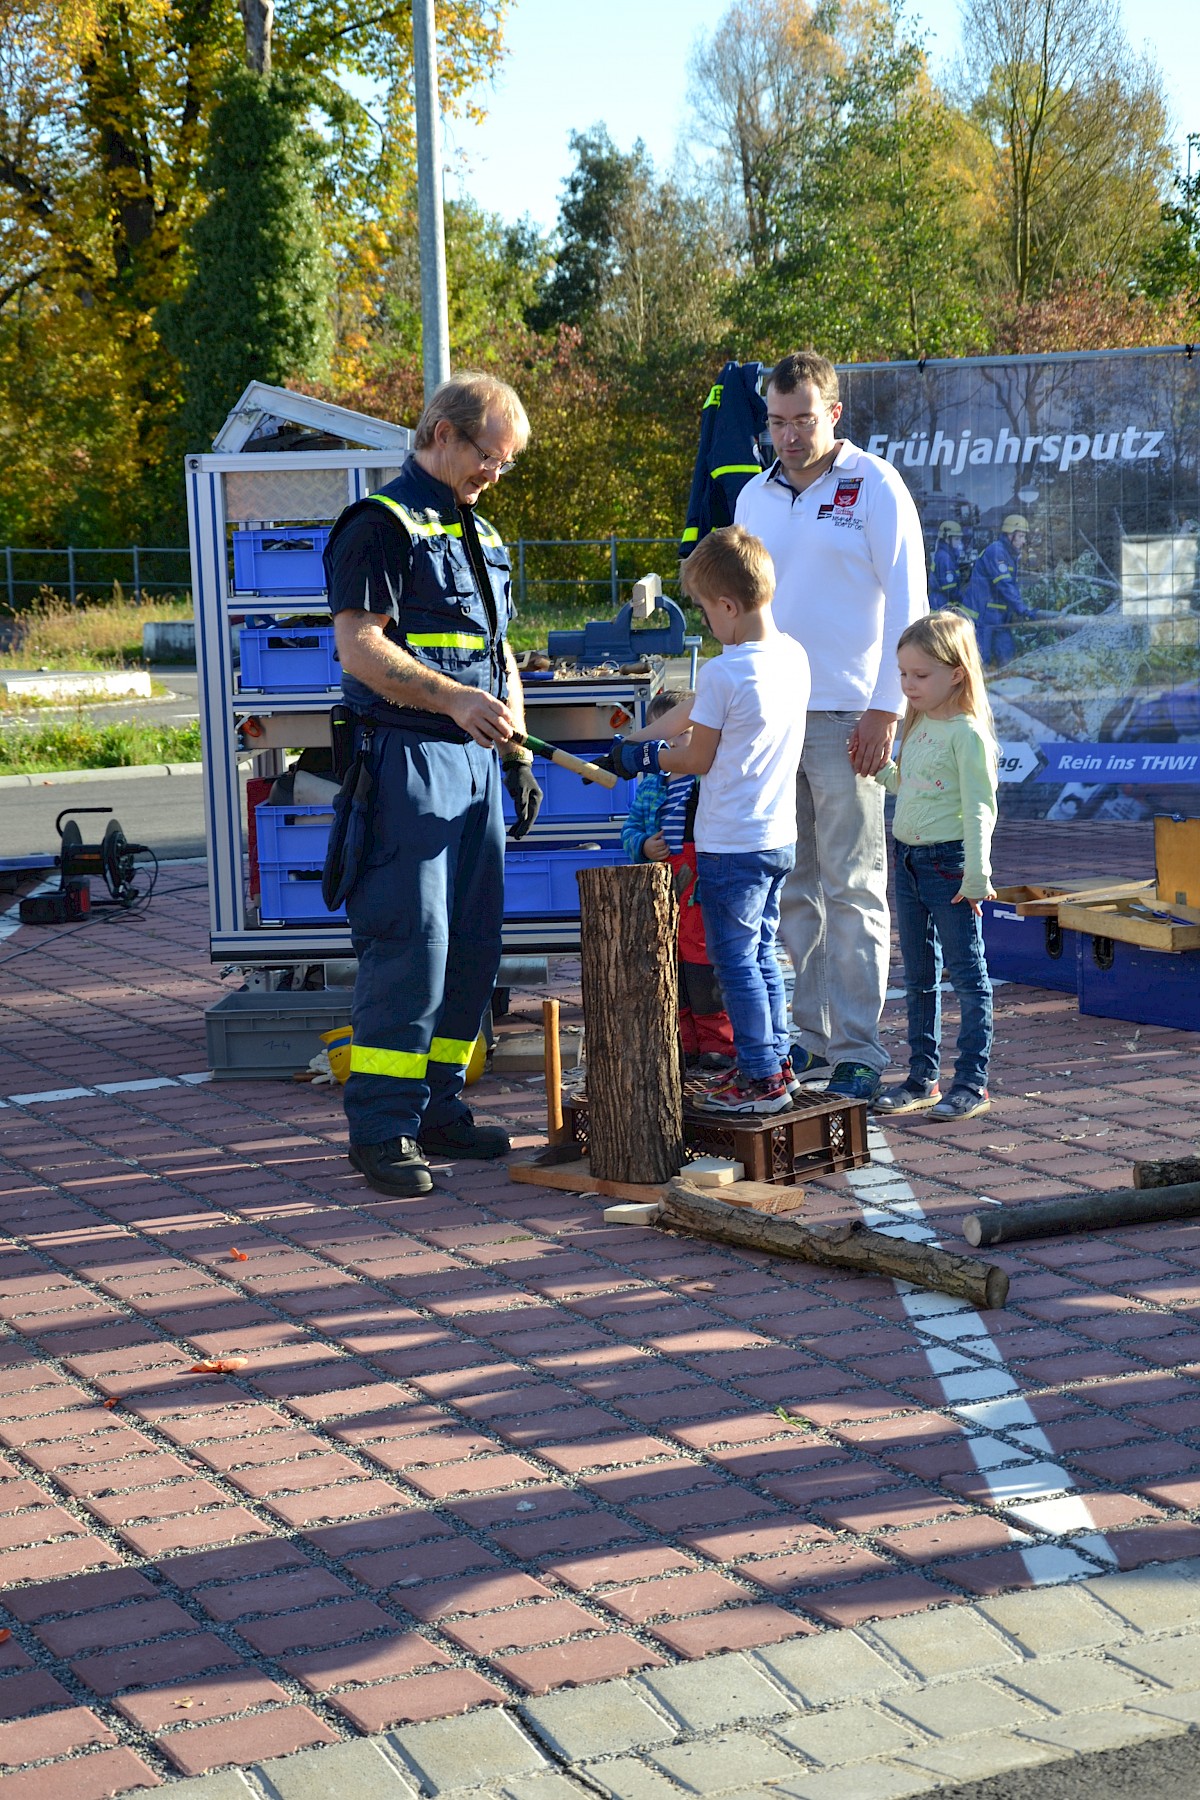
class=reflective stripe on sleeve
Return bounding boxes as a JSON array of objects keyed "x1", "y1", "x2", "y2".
[
  {"x1": 349, "y1": 1044, "x2": 429, "y2": 1079},
  {"x1": 680, "y1": 526, "x2": 699, "y2": 543},
  {"x1": 703, "y1": 383, "x2": 723, "y2": 408},
  {"x1": 430, "y1": 1036, "x2": 475, "y2": 1067},
  {"x1": 710, "y1": 464, "x2": 761, "y2": 478}
]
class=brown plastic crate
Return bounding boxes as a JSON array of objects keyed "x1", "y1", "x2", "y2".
[{"x1": 562, "y1": 1083, "x2": 869, "y2": 1186}]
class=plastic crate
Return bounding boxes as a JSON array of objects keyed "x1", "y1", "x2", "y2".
[
  {"x1": 206, "y1": 988, "x2": 352, "y2": 1079},
  {"x1": 255, "y1": 804, "x2": 335, "y2": 867},
  {"x1": 981, "y1": 900, "x2": 1076, "y2": 993},
  {"x1": 232, "y1": 526, "x2": 330, "y2": 594},
  {"x1": 503, "y1": 843, "x2": 627, "y2": 916},
  {"x1": 240, "y1": 624, "x2": 338, "y2": 693},
  {"x1": 259, "y1": 863, "x2": 345, "y2": 925},
  {"x1": 1076, "y1": 934, "x2": 1200, "y2": 1031},
  {"x1": 501, "y1": 746, "x2": 637, "y2": 828}
]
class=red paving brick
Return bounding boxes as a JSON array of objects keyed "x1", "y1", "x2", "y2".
[{"x1": 2, "y1": 833, "x2": 1200, "y2": 1773}]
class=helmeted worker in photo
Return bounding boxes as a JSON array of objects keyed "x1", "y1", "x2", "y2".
[
  {"x1": 957, "y1": 514, "x2": 1031, "y2": 666},
  {"x1": 323, "y1": 372, "x2": 541, "y2": 1197},
  {"x1": 930, "y1": 520, "x2": 964, "y2": 609}
]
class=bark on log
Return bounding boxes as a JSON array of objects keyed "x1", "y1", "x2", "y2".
[
  {"x1": 578, "y1": 863, "x2": 683, "y2": 1184},
  {"x1": 963, "y1": 1180, "x2": 1200, "y2": 1248},
  {"x1": 1134, "y1": 1157, "x2": 1200, "y2": 1190},
  {"x1": 664, "y1": 1179, "x2": 1009, "y2": 1309},
  {"x1": 238, "y1": 0, "x2": 273, "y2": 74}
]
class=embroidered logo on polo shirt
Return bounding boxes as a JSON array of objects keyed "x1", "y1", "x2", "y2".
[
  {"x1": 833, "y1": 478, "x2": 862, "y2": 510},
  {"x1": 817, "y1": 504, "x2": 834, "y2": 519}
]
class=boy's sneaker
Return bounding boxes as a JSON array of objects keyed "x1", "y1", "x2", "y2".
[
  {"x1": 695, "y1": 1068, "x2": 792, "y2": 1115},
  {"x1": 927, "y1": 1086, "x2": 990, "y2": 1121},
  {"x1": 824, "y1": 1061, "x2": 882, "y2": 1104},
  {"x1": 780, "y1": 1057, "x2": 804, "y2": 1100},
  {"x1": 872, "y1": 1080, "x2": 941, "y2": 1115},
  {"x1": 788, "y1": 1045, "x2": 830, "y2": 1084}
]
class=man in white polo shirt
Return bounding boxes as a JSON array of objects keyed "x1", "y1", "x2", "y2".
[{"x1": 734, "y1": 349, "x2": 928, "y2": 1103}]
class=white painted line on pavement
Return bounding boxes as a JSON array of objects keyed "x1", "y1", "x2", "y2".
[
  {"x1": 847, "y1": 1129, "x2": 1118, "y2": 1584},
  {"x1": 1, "y1": 1072, "x2": 212, "y2": 1108}
]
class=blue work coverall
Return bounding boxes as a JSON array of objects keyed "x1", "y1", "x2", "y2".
[
  {"x1": 958, "y1": 534, "x2": 1030, "y2": 664},
  {"x1": 324, "y1": 456, "x2": 511, "y2": 1147},
  {"x1": 931, "y1": 539, "x2": 962, "y2": 609}
]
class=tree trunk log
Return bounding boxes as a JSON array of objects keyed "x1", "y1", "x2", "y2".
[
  {"x1": 238, "y1": 0, "x2": 273, "y2": 74},
  {"x1": 1134, "y1": 1156, "x2": 1200, "y2": 1190},
  {"x1": 578, "y1": 863, "x2": 683, "y2": 1184},
  {"x1": 963, "y1": 1181, "x2": 1200, "y2": 1248},
  {"x1": 664, "y1": 1180, "x2": 1008, "y2": 1310}
]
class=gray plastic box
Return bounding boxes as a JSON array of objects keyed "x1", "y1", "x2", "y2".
[{"x1": 205, "y1": 988, "x2": 352, "y2": 1079}]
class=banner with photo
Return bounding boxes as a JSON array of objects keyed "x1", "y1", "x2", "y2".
[{"x1": 839, "y1": 347, "x2": 1200, "y2": 822}]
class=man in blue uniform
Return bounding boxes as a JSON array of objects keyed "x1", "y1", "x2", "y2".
[
  {"x1": 958, "y1": 514, "x2": 1031, "y2": 665},
  {"x1": 324, "y1": 373, "x2": 540, "y2": 1197},
  {"x1": 931, "y1": 520, "x2": 963, "y2": 609}
]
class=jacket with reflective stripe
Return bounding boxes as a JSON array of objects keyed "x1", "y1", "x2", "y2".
[
  {"x1": 679, "y1": 360, "x2": 768, "y2": 558},
  {"x1": 323, "y1": 455, "x2": 513, "y2": 733}
]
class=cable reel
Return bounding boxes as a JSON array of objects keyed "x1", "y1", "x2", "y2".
[{"x1": 55, "y1": 807, "x2": 147, "y2": 908}]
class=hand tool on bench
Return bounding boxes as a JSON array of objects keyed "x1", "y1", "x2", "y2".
[{"x1": 510, "y1": 730, "x2": 618, "y2": 789}]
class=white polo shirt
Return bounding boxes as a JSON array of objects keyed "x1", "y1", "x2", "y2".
[{"x1": 734, "y1": 439, "x2": 928, "y2": 714}]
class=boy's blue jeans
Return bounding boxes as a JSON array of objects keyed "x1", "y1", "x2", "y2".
[
  {"x1": 697, "y1": 846, "x2": 795, "y2": 1080},
  {"x1": 894, "y1": 840, "x2": 993, "y2": 1096}
]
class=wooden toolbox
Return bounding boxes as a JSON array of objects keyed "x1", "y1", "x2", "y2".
[{"x1": 562, "y1": 1084, "x2": 870, "y2": 1186}]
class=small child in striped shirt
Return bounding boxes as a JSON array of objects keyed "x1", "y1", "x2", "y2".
[{"x1": 621, "y1": 690, "x2": 734, "y2": 1069}]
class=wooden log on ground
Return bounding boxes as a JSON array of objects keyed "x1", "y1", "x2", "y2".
[
  {"x1": 577, "y1": 863, "x2": 684, "y2": 1184},
  {"x1": 963, "y1": 1180, "x2": 1200, "y2": 1247},
  {"x1": 543, "y1": 997, "x2": 564, "y2": 1143},
  {"x1": 1134, "y1": 1156, "x2": 1200, "y2": 1190},
  {"x1": 663, "y1": 1179, "x2": 1009, "y2": 1309}
]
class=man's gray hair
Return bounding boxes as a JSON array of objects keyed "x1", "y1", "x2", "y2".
[{"x1": 414, "y1": 371, "x2": 530, "y2": 452}]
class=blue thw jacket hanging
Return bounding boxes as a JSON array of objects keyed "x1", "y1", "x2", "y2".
[{"x1": 678, "y1": 361, "x2": 768, "y2": 559}]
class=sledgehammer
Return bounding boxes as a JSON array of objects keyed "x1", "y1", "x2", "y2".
[{"x1": 510, "y1": 731, "x2": 619, "y2": 789}]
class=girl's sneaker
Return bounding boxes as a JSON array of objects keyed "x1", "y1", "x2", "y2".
[
  {"x1": 779, "y1": 1057, "x2": 804, "y2": 1100},
  {"x1": 872, "y1": 1081, "x2": 941, "y2": 1115},
  {"x1": 695, "y1": 1068, "x2": 791, "y2": 1115},
  {"x1": 927, "y1": 1086, "x2": 990, "y2": 1121}
]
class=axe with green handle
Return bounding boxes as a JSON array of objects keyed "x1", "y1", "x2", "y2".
[{"x1": 510, "y1": 730, "x2": 619, "y2": 790}]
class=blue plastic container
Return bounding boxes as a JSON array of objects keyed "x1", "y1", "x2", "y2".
[
  {"x1": 500, "y1": 746, "x2": 637, "y2": 828},
  {"x1": 255, "y1": 805, "x2": 335, "y2": 867},
  {"x1": 258, "y1": 863, "x2": 345, "y2": 925},
  {"x1": 232, "y1": 527, "x2": 330, "y2": 595},
  {"x1": 503, "y1": 843, "x2": 627, "y2": 917},
  {"x1": 240, "y1": 624, "x2": 339, "y2": 694},
  {"x1": 981, "y1": 900, "x2": 1076, "y2": 993},
  {"x1": 1076, "y1": 934, "x2": 1200, "y2": 1031}
]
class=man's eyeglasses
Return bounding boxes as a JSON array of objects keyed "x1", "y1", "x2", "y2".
[
  {"x1": 768, "y1": 414, "x2": 823, "y2": 434},
  {"x1": 459, "y1": 429, "x2": 519, "y2": 475}
]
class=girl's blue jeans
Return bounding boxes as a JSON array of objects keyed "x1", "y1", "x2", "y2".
[
  {"x1": 697, "y1": 845, "x2": 795, "y2": 1080},
  {"x1": 894, "y1": 840, "x2": 993, "y2": 1096}
]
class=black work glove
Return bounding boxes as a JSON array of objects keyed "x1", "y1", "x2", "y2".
[{"x1": 503, "y1": 757, "x2": 543, "y2": 839}]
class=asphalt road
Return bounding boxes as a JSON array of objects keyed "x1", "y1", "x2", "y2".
[
  {"x1": 1, "y1": 768, "x2": 245, "y2": 863},
  {"x1": 937, "y1": 1729, "x2": 1200, "y2": 1797}
]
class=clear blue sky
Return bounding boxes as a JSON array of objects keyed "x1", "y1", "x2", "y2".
[{"x1": 444, "y1": 0, "x2": 1199, "y2": 232}]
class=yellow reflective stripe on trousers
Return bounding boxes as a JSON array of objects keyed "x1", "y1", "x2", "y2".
[
  {"x1": 408, "y1": 633, "x2": 486, "y2": 649},
  {"x1": 430, "y1": 1036, "x2": 474, "y2": 1067},
  {"x1": 710, "y1": 464, "x2": 761, "y2": 478},
  {"x1": 680, "y1": 526, "x2": 699, "y2": 543},
  {"x1": 349, "y1": 1044, "x2": 429, "y2": 1079}
]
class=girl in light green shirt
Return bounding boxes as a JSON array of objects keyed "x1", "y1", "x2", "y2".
[{"x1": 867, "y1": 612, "x2": 1000, "y2": 1122}]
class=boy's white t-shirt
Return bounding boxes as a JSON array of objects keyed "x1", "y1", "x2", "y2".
[{"x1": 688, "y1": 633, "x2": 811, "y2": 853}]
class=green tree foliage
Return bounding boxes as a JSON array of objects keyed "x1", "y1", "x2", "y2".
[{"x1": 160, "y1": 69, "x2": 332, "y2": 451}]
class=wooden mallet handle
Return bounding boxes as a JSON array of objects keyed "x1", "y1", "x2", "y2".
[
  {"x1": 513, "y1": 731, "x2": 619, "y2": 789},
  {"x1": 543, "y1": 998, "x2": 564, "y2": 1143}
]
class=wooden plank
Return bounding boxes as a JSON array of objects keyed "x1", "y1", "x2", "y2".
[
  {"x1": 1156, "y1": 816, "x2": 1200, "y2": 913},
  {"x1": 509, "y1": 1158, "x2": 666, "y2": 1204},
  {"x1": 1154, "y1": 888, "x2": 1200, "y2": 927},
  {"x1": 1055, "y1": 897, "x2": 1200, "y2": 951},
  {"x1": 997, "y1": 879, "x2": 1154, "y2": 917},
  {"x1": 722, "y1": 1180, "x2": 806, "y2": 1215}
]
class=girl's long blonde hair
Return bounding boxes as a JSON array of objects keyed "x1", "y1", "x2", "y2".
[{"x1": 895, "y1": 611, "x2": 998, "y2": 767}]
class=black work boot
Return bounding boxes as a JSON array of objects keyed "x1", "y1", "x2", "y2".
[
  {"x1": 419, "y1": 1117, "x2": 511, "y2": 1160},
  {"x1": 348, "y1": 1137, "x2": 433, "y2": 1196}
]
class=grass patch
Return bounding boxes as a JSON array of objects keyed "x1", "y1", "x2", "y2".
[
  {"x1": 0, "y1": 717, "x2": 202, "y2": 775},
  {"x1": 0, "y1": 590, "x2": 192, "y2": 671}
]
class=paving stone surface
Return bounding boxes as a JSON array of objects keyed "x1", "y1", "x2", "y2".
[{"x1": 2, "y1": 822, "x2": 1200, "y2": 1794}]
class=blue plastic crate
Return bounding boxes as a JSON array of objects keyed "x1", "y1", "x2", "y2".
[
  {"x1": 258, "y1": 863, "x2": 345, "y2": 925},
  {"x1": 501, "y1": 745, "x2": 637, "y2": 828},
  {"x1": 240, "y1": 624, "x2": 338, "y2": 693},
  {"x1": 255, "y1": 804, "x2": 335, "y2": 867},
  {"x1": 981, "y1": 900, "x2": 1076, "y2": 993},
  {"x1": 232, "y1": 526, "x2": 330, "y2": 595},
  {"x1": 1076, "y1": 933, "x2": 1200, "y2": 1031},
  {"x1": 503, "y1": 843, "x2": 627, "y2": 917}
]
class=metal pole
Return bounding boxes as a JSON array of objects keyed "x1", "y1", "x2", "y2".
[
  {"x1": 518, "y1": 539, "x2": 526, "y2": 612},
  {"x1": 132, "y1": 545, "x2": 141, "y2": 603},
  {"x1": 67, "y1": 545, "x2": 76, "y2": 605},
  {"x1": 4, "y1": 548, "x2": 12, "y2": 613},
  {"x1": 610, "y1": 534, "x2": 618, "y2": 611},
  {"x1": 412, "y1": 0, "x2": 450, "y2": 401}
]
